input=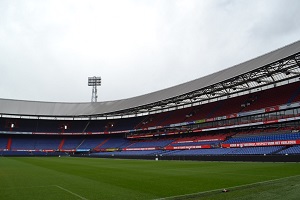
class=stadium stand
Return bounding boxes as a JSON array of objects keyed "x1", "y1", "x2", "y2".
[
  {"x1": 126, "y1": 139, "x2": 174, "y2": 148},
  {"x1": 228, "y1": 146, "x2": 285, "y2": 155},
  {"x1": 9, "y1": 135, "x2": 61, "y2": 151},
  {"x1": 223, "y1": 132, "x2": 300, "y2": 144},
  {"x1": 1, "y1": 41, "x2": 300, "y2": 161},
  {"x1": 0, "y1": 136, "x2": 8, "y2": 150},
  {"x1": 61, "y1": 137, "x2": 84, "y2": 150},
  {"x1": 166, "y1": 148, "x2": 236, "y2": 156},
  {"x1": 100, "y1": 138, "x2": 131, "y2": 148},
  {"x1": 277, "y1": 145, "x2": 300, "y2": 155},
  {"x1": 77, "y1": 137, "x2": 106, "y2": 150}
]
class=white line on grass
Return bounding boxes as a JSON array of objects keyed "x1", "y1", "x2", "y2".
[
  {"x1": 55, "y1": 185, "x2": 89, "y2": 200},
  {"x1": 153, "y1": 174, "x2": 300, "y2": 200},
  {"x1": 0, "y1": 185, "x2": 89, "y2": 200}
]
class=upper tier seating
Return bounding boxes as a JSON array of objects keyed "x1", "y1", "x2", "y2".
[
  {"x1": 242, "y1": 81, "x2": 300, "y2": 112},
  {"x1": 2, "y1": 82, "x2": 300, "y2": 134},
  {"x1": 134, "y1": 82, "x2": 300, "y2": 130}
]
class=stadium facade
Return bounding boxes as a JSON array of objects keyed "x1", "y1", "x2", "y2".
[{"x1": 1, "y1": 40, "x2": 300, "y2": 162}]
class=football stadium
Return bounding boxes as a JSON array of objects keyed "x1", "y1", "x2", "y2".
[{"x1": 1, "y1": 41, "x2": 300, "y2": 199}]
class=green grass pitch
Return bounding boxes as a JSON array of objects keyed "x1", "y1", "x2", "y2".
[{"x1": 0, "y1": 157, "x2": 300, "y2": 200}]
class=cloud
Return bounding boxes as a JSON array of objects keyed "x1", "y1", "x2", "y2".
[{"x1": 0, "y1": 0, "x2": 299, "y2": 102}]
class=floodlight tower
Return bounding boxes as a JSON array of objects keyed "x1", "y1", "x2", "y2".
[{"x1": 88, "y1": 76, "x2": 101, "y2": 102}]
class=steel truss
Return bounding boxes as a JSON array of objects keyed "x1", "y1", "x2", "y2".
[{"x1": 95, "y1": 53, "x2": 300, "y2": 119}]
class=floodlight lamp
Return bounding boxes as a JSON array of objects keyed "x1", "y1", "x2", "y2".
[
  {"x1": 88, "y1": 76, "x2": 101, "y2": 86},
  {"x1": 11, "y1": 123, "x2": 15, "y2": 128},
  {"x1": 88, "y1": 76, "x2": 102, "y2": 102}
]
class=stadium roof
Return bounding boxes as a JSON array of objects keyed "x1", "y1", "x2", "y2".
[{"x1": 1, "y1": 40, "x2": 300, "y2": 118}]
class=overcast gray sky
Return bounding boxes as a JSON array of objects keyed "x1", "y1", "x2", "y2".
[{"x1": 0, "y1": 0, "x2": 299, "y2": 103}]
